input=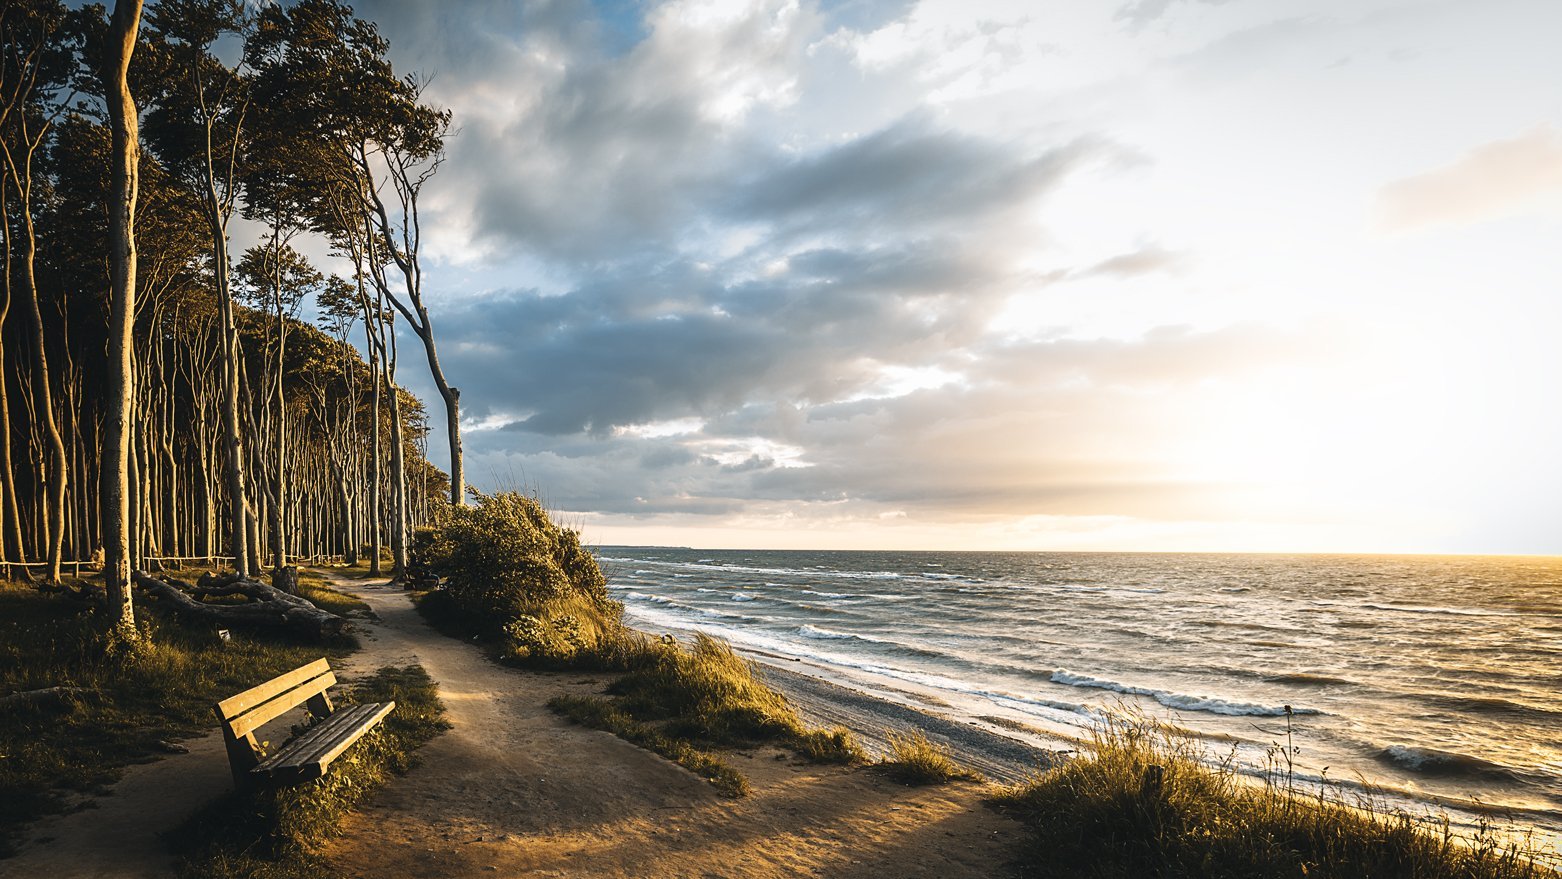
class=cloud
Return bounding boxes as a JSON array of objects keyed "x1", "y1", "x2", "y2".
[
  {"x1": 1115, "y1": 0, "x2": 1232, "y2": 29},
  {"x1": 1375, "y1": 125, "x2": 1562, "y2": 233},
  {"x1": 457, "y1": 319, "x2": 1328, "y2": 524},
  {"x1": 1076, "y1": 245, "x2": 1184, "y2": 279}
]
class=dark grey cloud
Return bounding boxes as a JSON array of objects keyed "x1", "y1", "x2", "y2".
[
  {"x1": 726, "y1": 121, "x2": 1106, "y2": 236},
  {"x1": 437, "y1": 232, "x2": 1019, "y2": 436}
]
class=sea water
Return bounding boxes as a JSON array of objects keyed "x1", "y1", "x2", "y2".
[{"x1": 594, "y1": 548, "x2": 1562, "y2": 850}]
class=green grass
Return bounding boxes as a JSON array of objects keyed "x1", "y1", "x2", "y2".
[
  {"x1": 290, "y1": 570, "x2": 371, "y2": 618},
  {"x1": 0, "y1": 581, "x2": 355, "y2": 857},
  {"x1": 880, "y1": 729, "x2": 982, "y2": 785},
  {"x1": 992, "y1": 716, "x2": 1556, "y2": 879},
  {"x1": 549, "y1": 694, "x2": 750, "y2": 797},
  {"x1": 170, "y1": 664, "x2": 450, "y2": 879}
]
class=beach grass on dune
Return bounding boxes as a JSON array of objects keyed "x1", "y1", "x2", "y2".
[
  {"x1": 550, "y1": 633, "x2": 864, "y2": 795},
  {"x1": 549, "y1": 693, "x2": 751, "y2": 797},
  {"x1": 993, "y1": 715, "x2": 1555, "y2": 879},
  {"x1": 880, "y1": 729, "x2": 982, "y2": 785},
  {"x1": 171, "y1": 664, "x2": 451, "y2": 879},
  {"x1": 0, "y1": 580, "x2": 354, "y2": 857},
  {"x1": 608, "y1": 632, "x2": 865, "y2": 753}
]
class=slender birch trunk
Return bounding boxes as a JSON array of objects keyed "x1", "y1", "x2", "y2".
[{"x1": 103, "y1": 0, "x2": 144, "y2": 629}]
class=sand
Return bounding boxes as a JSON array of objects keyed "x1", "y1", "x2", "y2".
[{"x1": 5, "y1": 572, "x2": 1047, "y2": 878}]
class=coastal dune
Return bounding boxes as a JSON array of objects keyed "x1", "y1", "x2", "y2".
[{"x1": 319, "y1": 573, "x2": 1031, "y2": 879}]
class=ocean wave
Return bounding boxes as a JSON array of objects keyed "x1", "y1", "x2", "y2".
[
  {"x1": 1264, "y1": 673, "x2": 1356, "y2": 687},
  {"x1": 1050, "y1": 670, "x2": 1321, "y2": 717},
  {"x1": 614, "y1": 558, "x2": 915, "y2": 583},
  {"x1": 801, "y1": 589, "x2": 852, "y2": 598},
  {"x1": 798, "y1": 624, "x2": 861, "y2": 641},
  {"x1": 1378, "y1": 745, "x2": 1520, "y2": 781},
  {"x1": 732, "y1": 592, "x2": 759, "y2": 602},
  {"x1": 1427, "y1": 693, "x2": 1562, "y2": 722},
  {"x1": 624, "y1": 591, "x2": 671, "y2": 604},
  {"x1": 621, "y1": 591, "x2": 753, "y2": 622}
]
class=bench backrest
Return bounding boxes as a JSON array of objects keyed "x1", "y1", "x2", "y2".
[{"x1": 216, "y1": 657, "x2": 336, "y2": 740}]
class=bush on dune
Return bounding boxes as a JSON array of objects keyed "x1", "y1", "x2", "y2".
[{"x1": 418, "y1": 490, "x2": 635, "y2": 667}]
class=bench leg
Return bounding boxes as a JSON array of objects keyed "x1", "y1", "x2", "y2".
[
  {"x1": 220, "y1": 728, "x2": 264, "y2": 789},
  {"x1": 305, "y1": 691, "x2": 334, "y2": 719}
]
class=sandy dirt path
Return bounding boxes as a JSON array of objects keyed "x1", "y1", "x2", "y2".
[
  {"x1": 319, "y1": 574, "x2": 1030, "y2": 879},
  {"x1": 0, "y1": 730, "x2": 233, "y2": 878}
]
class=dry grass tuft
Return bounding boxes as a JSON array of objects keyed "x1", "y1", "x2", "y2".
[
  {"x1": 881, "y1": 729, "x2": 981, "y2": 785},
  {"x1": 993, "y1": 715, "x2": 1556, "y2": 879}
]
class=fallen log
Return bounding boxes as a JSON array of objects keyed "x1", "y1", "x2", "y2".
[
  {"x1": 0, "y1": 686, "x2": 88, "y2": 710},
  {"x1": 131, "y1": 570, "x2": 345, "y2": 639}
]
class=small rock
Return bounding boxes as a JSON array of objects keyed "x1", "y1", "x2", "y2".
[{"x1": 153, "y1": 740, "x2": 189, "y2": 754}]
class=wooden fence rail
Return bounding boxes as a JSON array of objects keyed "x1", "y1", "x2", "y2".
[{"x1": 2, "y1": 554, "x2": 351, "y2": 581}]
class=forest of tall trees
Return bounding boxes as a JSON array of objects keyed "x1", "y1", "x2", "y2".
[{"x1": 0, "y1": 0, "x2": 462, "y2": 629}]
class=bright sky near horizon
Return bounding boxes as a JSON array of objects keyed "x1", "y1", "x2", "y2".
[{"x1": 350, "y1": 0, "x2": 1562, "y2": 555}]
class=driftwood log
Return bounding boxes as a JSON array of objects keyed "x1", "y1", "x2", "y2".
[{"x1": 131, "y1": 570, "x2": 345, "y2": 639}]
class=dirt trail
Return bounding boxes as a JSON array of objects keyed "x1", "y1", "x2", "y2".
[
  {"x1": 3, "y1": 573, "x2": 1030, "y2": 878},
  {"x1": 320, "y1": 574, "x2": 1029, "y2": 879},
  {"x1": 1, "y1": 730, "x2": 232, "y2": 878}
]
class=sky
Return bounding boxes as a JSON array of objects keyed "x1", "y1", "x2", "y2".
[{"x1": 339, "y1": 0, "x2": 1562, "y2": 554}]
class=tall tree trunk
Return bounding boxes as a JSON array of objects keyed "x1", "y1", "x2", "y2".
[
  {"x1": 366, "y1": 332, "x2": 382, "y2": 576},
  {"x1": 13, "y1": 199, "x2": 66, "y2": 583},
  {"x1": 103, "y1": 0, "x2": 144, "y2": 630},
  {"x1": 0, "y1": 240, "x2": 25, "y2": 564}
]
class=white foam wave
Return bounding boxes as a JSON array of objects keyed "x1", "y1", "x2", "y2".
[
  {"x1": 1050, "y1": 670, "x2": 1321, "y2": 717},
  {"x1": 798, "y1": 624, "x2": 860, "y2": 640},
  {"x1": 624, "y1": 591, "x2": 671, "y2": 604},
  {"x1": 731, "y1": 592, "x2": 759, "y2": 602}
]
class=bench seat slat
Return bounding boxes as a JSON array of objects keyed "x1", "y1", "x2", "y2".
[
  {"x1": 218, "y1": 658, "x2": 331, "y2": 719},
  {"x1": 252, "y1": 700, "x2": 395, "y2": 782},
  {"x1": 228, "y1": 671, "x2": 337, "y2": 739}
]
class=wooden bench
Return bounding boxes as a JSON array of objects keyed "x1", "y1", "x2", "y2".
[{"x1": 215, "y1": 658, "x2": 394, "y2": 787}]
